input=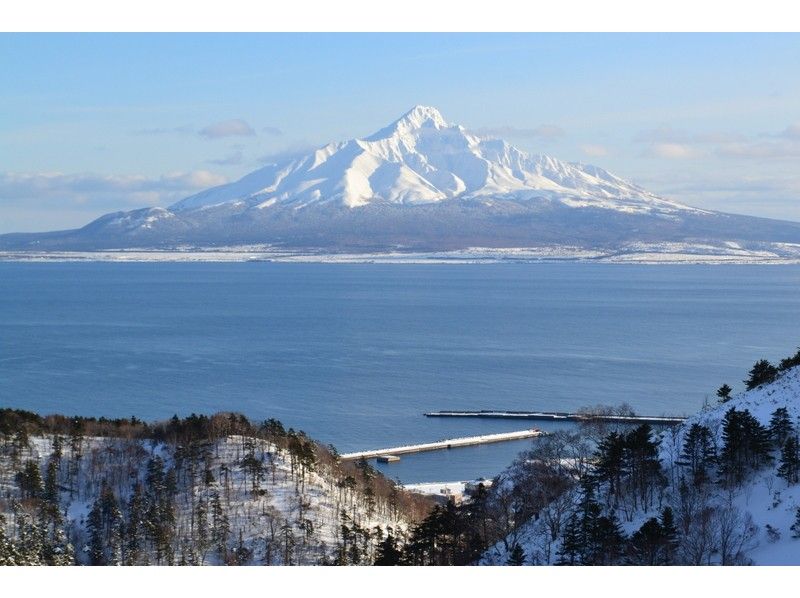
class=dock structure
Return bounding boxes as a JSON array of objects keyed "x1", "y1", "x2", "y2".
[
  {"x1": 339, "y1": 429, "x2": 545, "y2": 461},
  {"x1": 423, "y1": 410, "x2": 686, "y2": 425}
]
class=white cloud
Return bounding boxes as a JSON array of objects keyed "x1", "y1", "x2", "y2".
[
  {"x1": 635, "y1": 123, "x2": 800, "y2": 161},
  {"x1": 199, "y1": 119, "x2": 256, "y2": 139},
  {"x1": 641, "y1": 142, "x2": 703, "y2": 160},
  {"x1": 637, "y1": 171, "x2": 800, "y2": 221},
  {"x1": 0, "y1": 170, "x2": 227, "y2": 208},
  {"x1": 579, "y1": 144, "x2": 610, "y2": 157},
  {"x1": 718, "y1": 139, "x2": 800, "y2": 159},
  {"x1": 474, "y1": 124, "x2": 565, "y2": 140},
  {"x1": 0, "y1": 170, "x2": 230, "y2": 233},
  {"x1": 635, "y1": 125, "x2": 744, "y2": 145},
  {"x1": 776, "y1": 123, "x2": 800, "y2": 140},
  {"x1": 133, "y1": 125, "x2": 195, "y2": 136},
  {"x1": 208, "y1": 149, "x2": 245, "y2": 166}
]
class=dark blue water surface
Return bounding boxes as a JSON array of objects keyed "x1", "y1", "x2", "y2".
[{"x1": 1, "y1": 262, "x2": 799, "y2": 482}]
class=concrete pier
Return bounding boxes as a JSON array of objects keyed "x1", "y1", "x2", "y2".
[
  {"x1": 340, "y1": 428, "x2": 545, "y2": 461},
  {"x1": 423, "y1": 410, "x2": 686, "y2": 425}
]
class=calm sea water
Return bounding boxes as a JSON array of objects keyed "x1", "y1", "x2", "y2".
[{"x1": 1, "y1": 262, "x2": 799, "y2": 483}]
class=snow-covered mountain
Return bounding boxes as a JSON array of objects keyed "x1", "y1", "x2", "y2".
[
  {"x1": 3, "y1": 105, "x2": 800, "y2": 254},
  {"x1": 171, "y1": 105, "x2": 694, "y2": 216}
]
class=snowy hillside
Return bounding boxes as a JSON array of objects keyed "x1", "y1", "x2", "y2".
[
  {"x1": 480, "y1": 357, "x2": 800, "y2": 566},
  {"x1": 0, "y1": 414, "x2": 431, "y2": 565}
]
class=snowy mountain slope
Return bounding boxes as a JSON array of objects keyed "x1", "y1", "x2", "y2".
[
  {"x1": 4, "y1": 105, "x2": 800, "y2": 252},
  {"x1": 0, "y1": 430, "x2": 431, "y2": 565},
  {"x1": 170, "y1": 105, "x2": 699, "y2": 215},
  {"x1": 480, "y1": 362, "x2": 800, "y2": 566}
]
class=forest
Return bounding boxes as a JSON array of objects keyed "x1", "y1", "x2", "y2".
[{"x1": 0, "y1": 410, "x2": 431, "y2": 565}]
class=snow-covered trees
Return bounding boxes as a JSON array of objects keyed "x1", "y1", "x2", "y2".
[{"x1": 0, "y1": 410, "x2": 432, "y2": 566}]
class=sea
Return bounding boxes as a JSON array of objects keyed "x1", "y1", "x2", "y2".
[{"x1": 1, "y1": 262, "x2": 799, "y2": 483}]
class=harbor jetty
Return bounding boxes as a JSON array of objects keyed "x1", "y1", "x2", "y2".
[
  {"x1": 339, "y1": 428, "x2": 545, "y2": 462},
  {"x1": 423, "y1": 410, "x2": 686, "y2": 425}
]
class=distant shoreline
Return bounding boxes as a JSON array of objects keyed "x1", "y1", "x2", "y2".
[{"x1": 2, "y1": 244, "x2": 800, "y2": 265}]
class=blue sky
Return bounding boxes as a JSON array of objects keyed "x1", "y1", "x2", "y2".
[{"x1": 1, "y1": 33, "x2": 799, "y2": 232}]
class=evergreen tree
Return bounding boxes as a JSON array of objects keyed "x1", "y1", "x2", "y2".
[
  {"x1": 43, "y1": 458, "x2": 59, "y2": 504},
  {"x1": 507, "y1": 543, "x2": 526, "y2": 565},
  {"x1": 624, "y1": 424, "x2": 664, "y2": 510},
  {"x1": 677, "y1": 423, "x2": 716, "y2": 485},
  {"x1": 195, "y1": 500, "x2": 210, "y2": 563},
  {"x1": 719, "y1": 408, "x2": 772, "y2": 485},
  {"x1": 659, "y1": 506, "x2": 678, "y2": 564},
  {"x1": 627, "y1": 517, "x2": 664, "y2": 565},
  {"x1": 15, "y1": 460, "x2": 44, "y2": 499},
  {"x1": 556, "y1": 513, "x2": 582, "y2": 565},
  {"x1": 86, "y1": 497, "x2": 106, "y2": 565},
  {"x1": 210, "y1": 491, "x2": 229, "y2": 562},
  {"x1": 769, "y1": 407, "x2": 794, "y2": 448},
  {"x1": 792, "y1": 508, "x2": 800, "y2": 539},
  {"x1": 716, "y1": 383, "x2": 733, "y2": 403},
  {"x1": 778, "y1": 435, "x2": 800, "y2": 485},
  {"x1": 374, "y1": 532, "x2": 403, "y2": 566},
  {"x1": 593, "y1": 431, "x2": 626, "y2": 505},
  {"x1": 591, "y1": 511, "x2": 626, "y2": 565},
  {"x1": 778, "y1": 348, "x2": 800, "y2": 372},
  {"x1": 745, "y1": 360, "x2": 778, "y2": 390},
  {"x1": 125, "y1": 483, "x2": 146, "y2": 565}
]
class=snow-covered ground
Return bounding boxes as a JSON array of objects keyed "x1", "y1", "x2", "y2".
[
  {"x1": 2, "y1": 241, "x2": 800, "y2": 264},
  {"x1": 0, "y1": 433, "x2": 423, "y2": 565},
  {"x1": 481, "y1": 365, "x2": 800, "y2": 565},
  {"x1": 403, "y1": 481, "x2": 469, "y2": 496}
]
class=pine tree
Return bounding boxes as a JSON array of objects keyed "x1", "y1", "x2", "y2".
[
  {"x1": 374, "y1": 532, "x2": 403, "y2": 566},
  {"x1": 624, "y1": 424, "x2": 664, "y2": 510},
  {"x1": 792, "y1": 508, "x2": 800, "y2": 539},
  {"x1": 719, "y1": 407, "x2": 772, "y2": 485},
  {"x1": 778, "y1": 435, "x2": 800, "y2": 485},
  {"x1": 591, "y1": 510, "x2": 626, "y2": 565},
  {"x1": 126, "y1": 483, "x2": 145, "y2": 565},
  {"x1": 745, "y1": 360, "x2": 778, "y2": 390},
  {"x1": 210, "y1": 491, "x2": 229, "y2": 562},
  {"x1": 15, "y1": 460, "x2": 44, "y2": 499},
  {"x1": 556, "y1": 513, "x2": 582, "y2": 565},
  {"x1": 507, "y1": 543, "x2": 526, "y2": 565},
  {"x1": 627, "y1": 517, "x2": 664, "y2": 565},
  {"x1": 594, "y1": 431, "x2": 626, "y2": 504},
  {"x1": 716, "y1": 383, "x2": 733, "y2": 403},
  {"x1": 43, "y1": 458, "x2": 59, "y2": 504},
  {"x1": 0, "y1": 515, "x2": 22, "y2": 565},
  {"x1": 86, "y1": 497, "x2": 106, "y2": 565},
  {"x1": 659, "y1": 506, "x2": 678, "y2": 564},
  {"x1": 678, "y1": 423, "x2": 715, "y2": 485},
  {"x1": 778, "y1": 348, "x2": 800, "y2": 372},
  {"x1": 769, "y1": 407, "x2": 794, "y2": 448},
  {"x1": 195, "y1": 500, "x2": 210, "y2": 563}
]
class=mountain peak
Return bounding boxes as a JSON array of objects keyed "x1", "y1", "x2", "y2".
[
  {"x1": 366, "y1": 105, "x2": 450, "y2": 141},
  {"x1": 398, "y1": 105, "x2": 448, "y2": 128}
]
